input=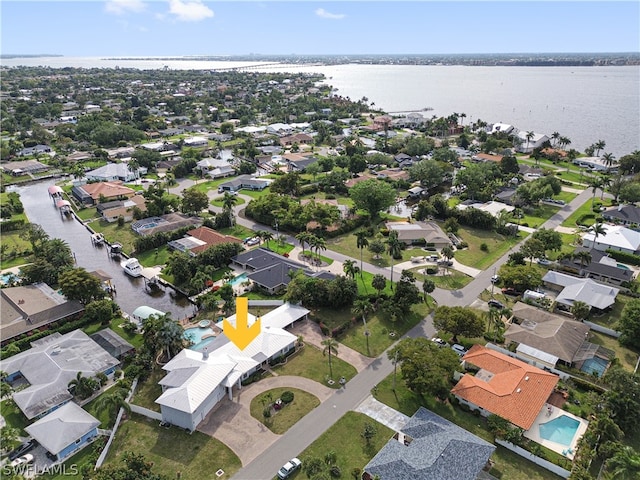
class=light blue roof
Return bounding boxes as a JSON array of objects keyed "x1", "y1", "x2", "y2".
[{"x1": 132, "y1": 306, "x2": 165, "y2": 319}]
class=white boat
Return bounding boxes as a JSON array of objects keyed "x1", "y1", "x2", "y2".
[
  {"x1": 91, "y1": 233, "x2": 105, "y2": 245},
  {"x1": 121, "y1": 258, "x2": 143, "y2": 277}
]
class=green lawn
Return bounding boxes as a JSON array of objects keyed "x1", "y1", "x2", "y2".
[
  {"x1": 520, "y1": 204, "x2": 561, "y2": 229},
  {"x1": 137, "y1": 245, "x2": 172, "y2": 268},
  {"x1": 81, "y1": 317, "x2": 144, "y2": 349},
  {"x1": 75, "y1": 207, "x2": 98, "y2": 221},
  {"x1": 104, "y1": 413, "x2": 241, "y2": 480},
  {"x1": 411, "y1": 267, "x2": 474, "y2": 290},
  {"x1": 249, "y1": 387, "x2": 320, "y2": 434},
  {"x1": 339, "y1": 302, "x2": 429, "y2": 358},
  {"x1": 561, "y1": 197, "x2": 613, "y2": 229},
  {"x1": 0, "y1": 230, "x2": 33, "y2": 269},
  {"x1": 374, "y1": 375, "x2": 565, "y2": 479},
  {"x1": 218, "y1": 223, "x2": 256, "y2": 240},
  {"x1": 90, "y1": 220, "x2": 139, "y2": 255},
  {"x1": 210, "y1": 195, "x2": 246, "y2": 207},
  {"x1": 83, "y1": 390, "x2": 121, "y2": 429},
  {"x1": 296, "y1": 411, "x2": 394, "y2": 480},
  {"x1": 588, "y1": 293, "x2": 633, "y2": 331},
  {"x1": 454, "y1": 227, "x2": 523, "y2": 270},
  {"x1": 130, "y1": 367, "x2": 165, "y2": 412},
  {"x1": 554, "y1": 190, "x2": 579, "y2": 204},
  {"x1": 40, "y1": 441, "x2": 100, "y2": 480},
  {"x1": 356, "y1": 270, "x2": 393, "y2": 296},
  {"x1": 0, "y1": 399, "x2": 29, "y2": 435},
  {"x1": 272, "y1": 344, "x2": 357, "y2": 387},
  {"x1": 588, "y1": 331, "x2": 639, "y2": 373}
]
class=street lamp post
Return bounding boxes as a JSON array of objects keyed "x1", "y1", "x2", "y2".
[{"x1": 491, "y1": 267, "x2": 496, "y2": 298}]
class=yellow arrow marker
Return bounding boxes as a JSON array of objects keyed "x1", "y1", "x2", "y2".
[{"x1": 223, "y1": 297, "x2": 261, "y2": 350}]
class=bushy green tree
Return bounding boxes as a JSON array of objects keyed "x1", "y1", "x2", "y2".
[{"x1": 349, "y1": 179, "x2": 396, "y2": 218}]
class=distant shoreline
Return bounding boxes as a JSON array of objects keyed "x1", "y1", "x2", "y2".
[{"x1": 2, "y1": 52, "x2": 639, "y2": 67}]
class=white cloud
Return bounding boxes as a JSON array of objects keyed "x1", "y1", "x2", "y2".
[
  {"x1": 315, "y1": 8, "x2": 345, "y2": 20},
  {"x1": 105, "y1": 0, "x2": 147, "y2": 15},
  {"x1": 168, "y1": 0, "x2": 214, "y2": 22}
]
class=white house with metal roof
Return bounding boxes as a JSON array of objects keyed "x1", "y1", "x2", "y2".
[
  {"x1": 155, "y1": 303, "x2": 307, "y2": 431},
  {"x1": 582, "y1": 224, "x2": 640, "y2": 255},
  {"x1": 542, "y1": 271, "x2": 620, "y2": 311}
]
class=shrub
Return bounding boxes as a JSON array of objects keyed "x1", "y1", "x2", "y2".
[
  {"x1": 329, "y1": 465, "x2": 341, "y2": 478},
  {"x1": 426, "y1": 267, "x2": 438, "y2": 275},
  {"x1": 281, "y1": 391, "x2": 294, "y2": 404},
  {"x1": 480, "y1": 243, "x2": 489, "y2": 252}
]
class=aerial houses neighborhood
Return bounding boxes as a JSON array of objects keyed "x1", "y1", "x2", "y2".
[{"x1": 1, "y1": 64, "x2": 639, "y2": 480}]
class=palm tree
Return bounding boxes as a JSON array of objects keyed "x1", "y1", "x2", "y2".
[
  {"x1": 386, "y1": 230, "x2": 402, "y2": 290},
  {"x1": 308, "y1": 235, "x2": 326, "y2": 267},
  {"x1": 322, "y1": 338, "x2": 339, "y2": 380},
  {"x1": 551, "y1": 131, "x2": 561, "y2": 148},
  {"x1": 261, "y1": 231, "x2": 274, "y2": 249},
  {"x1": 422, "y1": 279, "x2": 435, "y2": 304},
  {"x1": 95, "y1": 389, "x2": 131, "y2": 419},
  {"x1": 586, "y1": 222, "x2": 607, "y2": 248},
  {"x1": 355, "y1": 230, "x2": 369, "y2": 273},
  {"x1": 128, "y1": 159, "x2": 140, "y2": 181},
  {"x1": 295, "y1": 231, "x2": 312, "y2": 260},
  {"x1": 343, "y1": 259, "x2": 357, "y2": 280},
  {"x1": 594, "y1": 140, "x2": 606, "y2": 156},
  {"x1": 441, "y1": 245, "x2": 455, "y2": 276},
  {"x1": 571, "y1": 251, "x2": 592, "y2": 271},
  {"x1": 68, "y1": 372, "x2": 98, "y2": 400},
  {"x1": 525, "y1": 131, "x2": 534, "y2": 153},
  {"x1": 222, "y1": 192, "x2": 238, "y2": 226},
  {"x1": 589, "y1": 178, "x2": 603, "y2": 207},
  {"x1": 602, "y1": 152, "x2": 617, "y2": 169},
  {"x1": 352, "y1": 297, "x2": 374, "y2": 355},
  {"x1": 570, "y1": 300, "x2": 591, "y2": 322},
  {"x1": 606, "y1": 446, "x2": 640, "y2": 479},
  {"x1": 372, "y1": 274, "x2": 387, "y2": 297}
]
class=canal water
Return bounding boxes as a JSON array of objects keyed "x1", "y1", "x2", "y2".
[{"x1": 12, "y1": 180, "x2": 194, "y2": 320}]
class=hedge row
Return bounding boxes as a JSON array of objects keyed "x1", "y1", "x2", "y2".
[
  {"x1": 605, "y1": 249, "x2": 640, "y2": 266},
  {"x1": 0, "y1": 218, "x2": 26, "y2": 232}
]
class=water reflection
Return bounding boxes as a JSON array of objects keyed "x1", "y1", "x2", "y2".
[{"x1": 13, "y1": 180, "x2": 194, "y2": 320}]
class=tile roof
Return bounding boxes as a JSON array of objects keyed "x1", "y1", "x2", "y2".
[
  {"x1": 364, "y1": 407, "x2": 495, "y2": 480},
  {"x1": 79, "y1": 181, "x2": 135, "y2": 200},
  {"x1": 451, "y1": 345, "x2": 559, "y2": 429},
  {"x1": 185, "y1": 226, "x2": 242, "y2": 254}
]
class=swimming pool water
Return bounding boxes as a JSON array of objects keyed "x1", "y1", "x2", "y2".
[
  {"x1": 184, "y1": 327, "x2": 215, "y2": 350},
  {"x1": 581, "y1": 356, "x2": 609, "y2": 377},
  {"x1": 229, "y1": 273, "x2": 248, "y2": 287},
  {"x1": 539, "y1": 415, "x2": 580, "y2": 447},
  {"x1": 0, "y1": 272, "x2": 19, "y2": 285}
]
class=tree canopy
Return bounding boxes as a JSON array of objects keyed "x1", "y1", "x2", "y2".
[
  {"x1": 389, "y1": 337, "x2": 460, "y2": 399},
  {"x1": 58, "y1": 267, "x2": 105, "y2": 305},
  {"x1": 433, "y1": 306, "x2": 485, "y2": 342},
  {"x1": 619, "y1": 298, "x2": 640, "y2": 349},
  {"x1": 349, "y1": 179, "x2": 397, "y2": 218}
]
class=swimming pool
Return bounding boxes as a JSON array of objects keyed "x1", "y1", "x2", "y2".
[
  {"x1": 581, "y1": 356, "x2": 609, "y2": 377},
  {"x1": 539, "y1": 415, "x2": 580, "y2": 447},
  {"x1": 184, "y1": 327, "x2": 216, "y2": 350},
  {"x1": 617, "y1": 263, "x2": 630, "y2": 270},
  {"x1": 0, "y1": 272, "x2": 20, "y2": 286},
  {"x1": 229, "y1": 273, "x2": 248, "y2": 287}
]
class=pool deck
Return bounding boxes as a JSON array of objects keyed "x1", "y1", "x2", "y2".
[{"x1": 524, "y1": 403, "x2": 589, "y2": 460}]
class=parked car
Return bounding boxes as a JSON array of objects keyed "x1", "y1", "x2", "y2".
[
  {"x1": 425, "y1": 255, "x2": 439, "y2": 262},
  {"x1": 490, "y1": 274, "x2": 500, "y2": 284},
  {"x1": 8, "y1": 439, "x2": 38, "y2": 461},
  {"x1": 245, "y1": 237, "x2": 260, "y2": 246},
  {"x1": 537, "y1": 258, "x2": 553, "y2": 266},
  {"x1": 431, "y1": 337, "x2": 448, "y2": 348},
  {"x1": 278, "y1": 457, "x2": 302, "y2": 479},
  {"x1": 488, "y1": 299, "x2": 505, "y2": 309},
  {"x1": 10, "y1": 453, "x2": 34, "y2": 468},
  {"x1": 451, "y1": 344, "x2": 468, "y2": 357},
  {"x1": 437, "y1": 260, "x2": 453, "y2": 267},
  {"x1": 501, "y1": 287, "x2": 521, "y2": 297}
]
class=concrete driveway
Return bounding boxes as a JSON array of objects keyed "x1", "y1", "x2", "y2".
[{"x1": 197, "y1": 376, "x2": 333, "y2": 466}]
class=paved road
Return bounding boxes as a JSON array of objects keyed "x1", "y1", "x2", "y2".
[{"x1": 230, "y1": 187, "x2": 594, "y2": 479}]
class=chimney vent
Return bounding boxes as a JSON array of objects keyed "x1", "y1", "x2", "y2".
[{"x1": 202, "y1": 347, "x2": 209, "y2": 360}]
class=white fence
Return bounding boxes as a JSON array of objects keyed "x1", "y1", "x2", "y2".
[
  {"x1": 495, "y1": 439, "x2": 572, "y2": 479},
  {"x1": 94, "y1": 378, "x2": 138, "y2": 469},
  {"x1": 129, "y1": 403, "x2": 163, "y2": 420},
  {"x1": 583, "y1": 321, "x2": 621, "y2": 338}
]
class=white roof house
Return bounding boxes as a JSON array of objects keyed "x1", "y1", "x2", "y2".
[
  {"x1": 85, "y1": 163, "x2": 144, "y2": 182},
  {"x1": 542, "y1": 271, "x2": 620, "y2": 311},
  {"x1": 573, "y1": 156, "x2": 616, "y2": 172},
  {"x1": 155, "y1": 302, "x2": 306, "y2": 430},
  {"x1": 457, "y1": 201, "x2": 514, "y2": 217},
  {"x1": 515, "y1": 131, "x2": 550, "y2": 153},
  {"x1": 2, "y1": 330, "x2": 119, "y2": 419},
  {"x1": 583, "y1": 224, "x2": 640, "y2": 255}
]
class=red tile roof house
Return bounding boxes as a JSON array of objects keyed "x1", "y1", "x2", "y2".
[
  {"x1": 451, "y1": 345, "x2": 559, "y2": 430},
  {"x1": 167, "y1": 226, "x2": 243, "y2": 256}
]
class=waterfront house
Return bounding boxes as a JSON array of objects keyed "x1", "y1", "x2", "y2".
[
  {"x1": 84, "y1": 163, "x2": 145, "y2": 183},
  {"x1": 16, "y1": 145, "x2": 52, "y2": 158},
  {"x1": 89, "y1": 328, "x2": 135, "y2": 360},
  {"x1": 557, "y1": 247, "x2": 634, "y2": 286},
  {"x1": 1, "y1": 159, "x2": 50, "y2": 176},
  {"x1": 96, "y1": 195, "x2": 147, "y2": 223},
  {"x1": 515, "y1": 131, "x2": 550, "y2": 153},
  {"x1": 217, "y1": 175, "x2": 270, "y2": 193},
  {"x1": 362, "y1": 407, "x2": 495, "y2": 480},
  {"x1": 0, "y1": 283, "x2": 84, "y2": 343},
  {"x1": 156, "y1": 302, "x2": 307, "y2": 431},
  {"x1": 25, "y1": 402, "x2": 101, "y2": 463},
  {"x1": 2, "y1": 330, "x2": 119, "y2": 419},
  {"x1": 451, "y1": 345, "x2": 559, "y2": 430},
  {"x1": 573, "y1": 156, "x2": 617, "y2": 172},
  {"x1": 167, "y1": 226, "x2": 243, "y2": 256},
  {"x1": 72, "y1": 181, "x2": 136, "y2": 205}
]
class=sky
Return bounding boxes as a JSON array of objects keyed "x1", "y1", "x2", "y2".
[{"x1": 1, "y1": 1, "x2": 639, "y2": 56}]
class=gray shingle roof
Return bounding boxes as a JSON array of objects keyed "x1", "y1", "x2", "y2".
[{"x1": 364, "y1": 407, "x2": 495, "y2": 480}]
